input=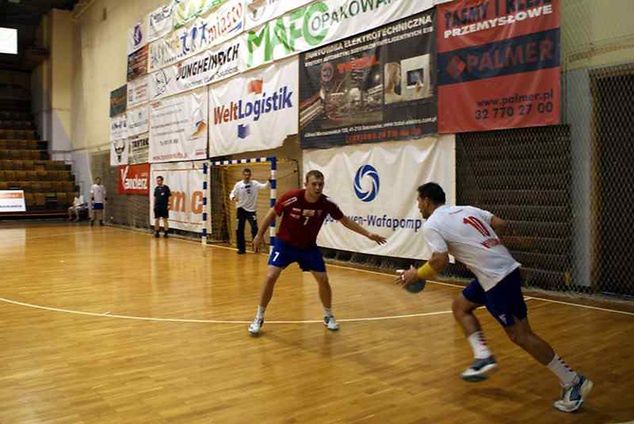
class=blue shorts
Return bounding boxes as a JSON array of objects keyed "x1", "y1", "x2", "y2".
[
  {"x1": 268, "y1": 239, "x2": 326, "y2": 272},
  {"x1": 93, "y1": 203, "x2": 104, "y2": 210},
  {"x1": 462, "y1": 268, "x2": 527, "y2": 327}
]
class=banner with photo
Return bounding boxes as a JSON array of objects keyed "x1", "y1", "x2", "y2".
[
  {"x1": 118, "y1": 163, "x2": 150, "y2": 195},
  {"x1": 110, "y1": 114, "x2": 128, "y2": 141},
  {"x1": 148, "y1": 0, "x2": 244, "y2": 72},
  {"x1": 128, "y1": 18, "x2": 148, "y2": 54},
  {"x1": 148, "y1": 4, "x2": 174, "y2": 42},
  {"x1": 149, "y1": 36, "x2": 244, "y2": 100},
  {"x1": 244, "y1": 0, "x2": 313, "y2": 31},
  {"x1": 127, "y1": 76, "x2": 149, "y2": 108},
  {"x1": 149, "y1": 88, "x2": 208, "y2": 163},
  {"x1": 246, "y1": 0, "x2": 442, "y2": 69},
  {"x1": 110, "y1": 85, "x2": 127, "y2": 117},
  {"x1": 302, "y1": 135, "x2": 455, "y2": 259},
  {"x1": 110, "y1": 139, "x2": 129, "y2": 166},
  {"x1": 129, "y1": 133, "x2": 150, "y2": 164},
  {"x1": 208, "y1": 56, "x2": 298, "y2": 157},
  {"x1": 0, "y1": 190, "x2": 26, "y2": 212},
  {"x1": 150, "y1": 161, "x2": 207, "y2": 233},
  {"x1": 172, "y1": 0, "x2": 228, "y2": 28},
  {"x1": 127, "y1": 105, "x2": 149, "y2": 136},
  {"x1": 437, "y1": 0, "x2": 561, "y2": 132},
  {"x1": 299, "y1": 11, "x2": 436, "y2": 150},
  {"x1": 127, "y1": 45, "x2": 148, "y2": 81}
]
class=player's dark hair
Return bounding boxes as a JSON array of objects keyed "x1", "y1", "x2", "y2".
[
  {"x1": 243, "y1": 168, "x2": 251, "y2": 174},
  {"x1": 305, "y1": 170, "x2": 324, "y2": 182},
  {"x1": 417, "y1": 182, "x2": 446, "y2": 205},
  {"x1": 157, "y1": 176, "x2": 164, "y2": 181}
]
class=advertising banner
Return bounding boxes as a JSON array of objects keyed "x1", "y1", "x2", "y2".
[
  {"x1": 244, "y1": 0, "x2": 313, "y2": 31},
  {"x1": 118, "y1": 163, "x2": 151, "y2": 195},
  {"x1": 149, "y1": 88, "x2": 208, "y2": 163},
  {"x1": 110, "y1": 85, "x2": 127, "y2": 117},
  {"x1": 208, "y1": 56, "x2": 298, "y2": 157},
  {"x1": 302, "y1": 135, "x2": 455, "y2": 259},
  {"x1": 110, "y1": 114, "x2": 128, "y2": 141},
  {"x1": 128, "y1": 18, "x2": 148, "y2": 54},
  {"x1": 245, "y1": 0, "x2": 441, "y2": 68},
  {"x1": 149, "y1": 36, "x2": 244, "y2": 100},
  {"x1": 150, "y1": 161, "x2": 207, "y2": 233},
  {"x1": 172, "y1": 0, "x2": 228, "y2": 28},
  {"x1": 148, "y1": 4, "x2": 174, "y2": 42},
  {"x1": 129, "y1": 133, "x2": 150, "y2": 164},
  {"x1": 127, "y1": 45, "x2": 149, "y2": 81},
  {"x1": 437, "y1": 0, "x2": 561, "y2": 132},
  {"x1": 127, "y1": 105, "x2": 149, "y2": 137},
  {"x1": 300, "y1": 11, "x2": 436, "y2": 149},
  {"x1": 148, "y1": 0, "x2": 244, "y2": 72},
  {"x1": 0, "y1": 190, "x2": 26, "y2": 212},
  {"x1": 127, "y1": 76, "x2": 149, "y2": 108},
  {"x1": 110, "y1": 139, "x2": 129, "y2": 166}
]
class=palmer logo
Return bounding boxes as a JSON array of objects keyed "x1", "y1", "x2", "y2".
[{"x1": 212, "y1": 77, "x2": 294, "y2": 139}]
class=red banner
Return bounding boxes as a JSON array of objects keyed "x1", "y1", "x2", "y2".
[
  {"x1": 118, "y1": 163, "x2": 150, "y2": 195},
  {"x1": 437, "y1": 0, "x2": 560, "y2": 133}
]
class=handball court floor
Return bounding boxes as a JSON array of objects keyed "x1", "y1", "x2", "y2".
[{"x1": 0, "y1": 223, "x2": 633, "y2": 424}]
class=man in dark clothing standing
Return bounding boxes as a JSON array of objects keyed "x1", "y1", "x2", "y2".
[{"x1": 153, "y1": 176, "x2": 171, "y2": 238}]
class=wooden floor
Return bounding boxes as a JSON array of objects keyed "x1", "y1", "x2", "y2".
[{"x1": 0, "y1": 223, "x2": 633, "y2": 424}]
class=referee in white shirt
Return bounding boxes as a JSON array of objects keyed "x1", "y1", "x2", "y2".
[{"x1": 229, "y1": 168, "x2": 269, "y2": 254}]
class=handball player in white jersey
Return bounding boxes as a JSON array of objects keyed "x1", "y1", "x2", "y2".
[{"x1": 398, "y1": 182, "x2": 592, "y2": 413}]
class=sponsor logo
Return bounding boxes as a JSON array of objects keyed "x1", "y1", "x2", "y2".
[
  {"x1": 175, "y1": 43, "x2": 240, "y2": 81},
  {"x1": 354, "y1": 164, "x2": 379, "y2": 202},
  {"x1": 152, "y1": 69, "x2": 171, "y2": 97},
  {"x1": 120, "y1": 165, "x2": 150, "y2": 192},
  {"x1": 133, "y1": 23, "x2": 144, "y2": 47}
]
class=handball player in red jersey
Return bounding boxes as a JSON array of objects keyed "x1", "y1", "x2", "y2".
[{"x1": 248, "y1": 170, "x2": 386, "y2": 336}]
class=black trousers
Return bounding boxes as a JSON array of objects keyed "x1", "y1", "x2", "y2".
[{"x1": 236, "y1": 207, "x2": 258, "y2": 253}]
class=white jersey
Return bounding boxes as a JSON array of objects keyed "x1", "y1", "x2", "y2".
[
  {"x1": 229, "y1": 180, "x2": 268, "y2": 212},
  {"x1": 90, "y1": 184, "x2": 106, "y2": 204},
  {"x1": 73, "y1": 195, "x2": 85, "y2": 207},
  {"x1": 423, "y1": 205, "x2": 520, "y2": 291}
]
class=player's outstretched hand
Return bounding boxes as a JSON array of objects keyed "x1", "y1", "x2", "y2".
[
  {"x1": 252, "y1": 235, "x2": 263, "y2": 253},
  {"x1": 394, "y1": 265, "x2": 419, "y2": 288},
  {"x1": 367, "y1": 233, "x2": 387, "y2": 245}
]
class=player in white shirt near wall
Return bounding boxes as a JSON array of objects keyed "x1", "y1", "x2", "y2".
[
  {"x1": 398, "y1": 182, "x2": 592, "y2": 413},
  {"x1": 229, "y1": 168, "x2": 269, "y2": 254},
  {"x1": 90, "y1": 177, "x2": 107, "y2": 226}
]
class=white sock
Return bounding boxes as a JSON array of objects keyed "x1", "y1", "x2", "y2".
[
  {"x1": 256, "y1": 305, "x2": 265, "y2": 319},
  {"x1": 324, "y1": 307, "x2": 333, "y2": 317},
  {"x1": 467, "y1": 331, "x2": 492, "y2": 359},
  {"x1": 547, "y1": 354, "x2": 578, "y2": 387}
]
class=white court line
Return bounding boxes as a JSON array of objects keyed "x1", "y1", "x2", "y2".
[{"x1": 0, "y1": 297, "x2": 452, "y2": 324}]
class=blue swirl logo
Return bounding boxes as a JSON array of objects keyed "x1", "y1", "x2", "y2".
[{"x1": 354, "y1": 165, "x2": 380, "y2": 202}]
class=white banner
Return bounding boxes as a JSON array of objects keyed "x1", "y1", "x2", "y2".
[
  {"x1": 246, "y1": 0, "x2": 443, "y2": 68},
  {"x1": 0, "y1": 190, "x2": 26, "y2": 212},
  {"x1": 150, "y1": 161, "x2": 206, "y2": 232},
  {"x1": 126, "y1": 105, "x2": 149, "y2": 136},
  {"x1": 209, "y1": 56, "x2": 298, "y2": 157},
  {"x1": 302, "y1": 136, "x2": 456, "y2": 260},
  {"x1": 148, "y1": 0, "x2": 245, "y2": 72},
  {"x1": 128, "y1": 18, "x2": 148, "y2": 54},
  {"x1": 110, "y1": 139, "x2": 129, "y2": 166},
  {"x1": 149, "y1": 36, "x2": 244, "y2": 100},
  {"x1": 149, "y1": 88, "x2": 208, "y2": 163},
  {"x1": 129, "y1": 133, "x2": 150, "y2": 164},
  {"x1": 244, "y1": 0, "x2": 313, "y2": 31},
  {"x1": 127, "y1": 76, "x2": 149, "y2": 108},
  {"x1": 172, "y1": 0, "x2": 228, "y2": 28},
  {"x1": 148, "y1": 4, "x2": 174, "y2": 42},
  {"x1": 110, "y1": 114, "x2": 128, "y2": 141}
]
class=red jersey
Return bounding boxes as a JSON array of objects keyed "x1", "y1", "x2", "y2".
[{"x1": 274, "y1": 189, "x2": 344, "y2": 249}]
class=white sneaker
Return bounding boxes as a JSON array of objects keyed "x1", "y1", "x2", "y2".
[
  {"x1": 324, "y1": 315, "x2": 339, "y2": 331},
  {"x1": 248, "y1": 317, "x2": 263, "y2": 336},
  {"x1": 460, "y1": 356, "x2": 498, "y2": 382},
  {"x1": 553, "y1": 375, "x2": 593, "y2": 413}
]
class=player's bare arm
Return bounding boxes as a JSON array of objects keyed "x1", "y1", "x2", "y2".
[{"x1": 339, "y1": 216, "x2": 387, "y2": 245}]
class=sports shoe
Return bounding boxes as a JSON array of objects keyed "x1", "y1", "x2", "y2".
[
  {"x1": 248, "y1": 317, "x2": 263, "y2": 336},
  {"x1": 461, "y1": 356, "x2": 498, "y2": 382},
  {"x1": 154, "y1": 232, "x2": 160, "y2": 238},
  {"x1": 324, "y1": 315, "x2": 339, "y2": 331},
  {"x1": 163, "y1": 232, "x2": 169, "y2": 238},
  {"x1": 553, "y1": 375, "x2": 593, "y2": 413}
]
